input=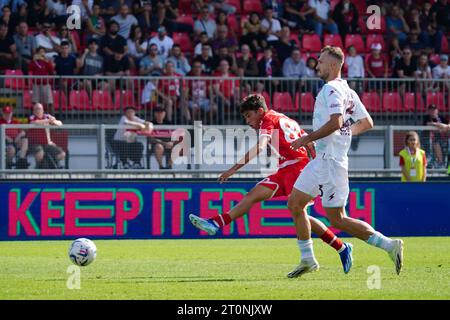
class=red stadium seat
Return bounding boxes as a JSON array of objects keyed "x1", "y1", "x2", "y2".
[
  {"x1": 323, "y1": 34, "x2": 344, "y2": 50},
  {"x1": 345, "y1": 34, "x2": 365, "y2": 52},
  {"x1": 382, "y1": 92, "x2": 402, "y2": 112},
  {"x1": 301, "y1": 52, "x2": 319, "y2": 63},
  {"x1": 176, "y1": 14, "x2": 195, "y2": 27},
  {"x1": 115, "y1": 90, "x2": 136, "y2": 110},
  {"x1": 52, "y1": 90, "x2": 69, "y2": 111},
  {"x1": 226, "y1": 0, "x2": 242, "y2": 14},
  {"x1": 273, "y1": 92, "x2": 295, "y2": 112},
  {"x1": 426, "y1": 92, "x2": 448, "y2": 111},
  {"x1": 242, "y1": 0, "x2": 263, "y2": 14},
  {"x1": 357, "y1": 16, "x2": 367, "y2": 34},
  {"x1": 302, "y1": 34, "x2": 322, "y2": 52},
  {"x1": 441, "y1": 36, "x2": 449, "y2": 53},
  {"x1": 172, "y1": 32, "x2": 193, "y2": 54},
  {"x1": 429, "y1": 54, "x2": 440, "y2": 65},
  {"x1": 178, "y1": 0, "x2": 193, "y2": 14},
  {"x1": 23, "y1": 90, "x2": 33, "y2": 109},
  {"x1": 69, "y1": 89, "x2": 92, "y2": 110},
  {"x1": 289, "y1": 31, "x2": 301, "y2": 48},
  {"x1": 403, "y1": 92, "x2": 425, "y2": 112},
  {"x1": 361, "y1": 92, "x2": 382, "y2": 112},
  {"x1": 295, "y1": 92, "x2": 315, "y2": 112},
  {"x1": 5, "y1": 69, "x2": 26, "y2": 90},
  {"x1": 92, "y1": 90, "x2": 114, "y2": 110},
  {"x1": 330, "y1": 0, "x2": 340, "y2": 11},
  {"x1": 254, "y1": 91, "x2": 271, "y2": 107},
  {"x1": 366, "y1": 34, "x2": 386, "y2": 52},
  {"x1": 353, "y1": 0, "x2": 366, "y2": 15},
  {"x1": 227, "y1": 15, "x2": 240, "y2": 35}
]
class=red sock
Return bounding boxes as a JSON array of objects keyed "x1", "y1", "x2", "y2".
[
  {"x1": 210, "y1": 213, "x2": 232, "y2": 228},
  {"x1": 320, "y1": 229, "x2": 344, "y2": 252}
]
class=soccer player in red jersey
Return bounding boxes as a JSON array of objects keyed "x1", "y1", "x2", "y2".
[{"x1": 189, "y1": 94, "x2": 353, "y2": 274}]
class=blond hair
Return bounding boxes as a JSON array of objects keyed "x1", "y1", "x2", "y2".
[{"x1": 321, "y1": 45, "x2": 345, "y2": 65}]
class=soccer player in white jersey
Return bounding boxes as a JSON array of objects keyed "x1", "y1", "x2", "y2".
[{"x1": 286, "y1": 46, "x2": 404, "y2": 278}]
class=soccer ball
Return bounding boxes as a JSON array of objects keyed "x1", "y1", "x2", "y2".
[{"x1": 69, "y1": 238, "x2": 97, "y2": 266}]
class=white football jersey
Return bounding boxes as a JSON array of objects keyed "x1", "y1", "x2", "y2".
[{"x1": 313, "y1": 78, "x2": 370, "y2": 160}]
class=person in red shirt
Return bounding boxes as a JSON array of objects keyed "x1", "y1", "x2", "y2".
[
  {"x1": 189, "y1": 94, "x2": 354, "y2": 274},
  {"x1": 213, "y1": 59, "x2": 241, "y2": 124},
  {"x1": 28, "y1": 47, "x2": 55, "y2": 114},
  {"x1": 157, "y1": 60, "x2": 190, "y2": 123},
  {"x1": 187, "y1": 60, "x2": 217, "y2": 122},
  {"x1": 0, "y1": 106, "x2": 29, "y2": 169},
  {"x1": 28, "y1": 102, "x2": 66, "y2": 169},
  {"x1": 365, "y1": 43, "x2": 389, "y2": 91}
]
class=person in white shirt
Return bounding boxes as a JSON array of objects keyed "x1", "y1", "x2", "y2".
[
  {"x1": 432, "y1": 54, "x2": 450, "y2": 91},
  {"x1": 194, "y1": 32, "x2": 213, "y2": 57},
  {"x1": 111, "y1": 4, "x2": 138, "y2": 39},
  {"x1": 71, "y1": 0, "x2": 93, "y2": 20},
  {"x1": 282, "y1": 48, "x2": 306, "y2": 78},
  {"x1": 194, "y1": 5, "x2": 216, "y2": 40},
  {"x1": 345, "y1": 45, "x2": 364, "y2": 92},
  {"x1": 35, "y1": 22, "x2": 60, "y2": 60},
  {"x1": 286, "y1": 45, "x2": 404, "y2": 279},
  {"x1": 261, "y1": 6, "x2": 282, "y2": 44},
  {"x1": 166, "y1": 44, "x2": 191, "y2": 76},
  {"x1": 149, "y1": 26, "x2": 174, "y2": 59},
  {"x1": 308, "y1": 0, "x2": 339, "y2": 36}
]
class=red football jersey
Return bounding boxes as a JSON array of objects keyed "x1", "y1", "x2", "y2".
[
  {"x1": 259, "y1": 110, "x2": 309, "y2": 168},
  {"x1": 0, "y1": 118, "x2": 21, "y2": 140}
]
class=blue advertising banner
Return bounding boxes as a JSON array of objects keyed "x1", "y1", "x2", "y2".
[{"x1": 0, "y1": 181, "x2": 449, "y2": 240}]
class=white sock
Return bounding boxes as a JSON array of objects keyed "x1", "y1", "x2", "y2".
[
  {"x1": 367, "y1": 232, "x2": 394, "y2": 252},
  {"x1": 297, "y1": 239, "x2": 316, "y2": 262}
]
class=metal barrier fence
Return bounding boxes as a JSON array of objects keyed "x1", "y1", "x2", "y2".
[
  {"x1": 0, "y1": 75, "x2": 449, "y2": 125},
  {"x1": 0, "y1": 123, "x2": 448, "y2": 179}
]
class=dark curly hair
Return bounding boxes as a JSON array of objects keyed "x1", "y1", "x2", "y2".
[{"x1": 239, "y1": 94, "x2": 268, "y2": 114}]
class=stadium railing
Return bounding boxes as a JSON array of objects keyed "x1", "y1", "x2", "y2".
[
  {"x1": 0, "y1": 75, "x2": 449, "y2": 126},
  {"x1": 0, "y1": 123, "x2": 448, "y2": 179}
]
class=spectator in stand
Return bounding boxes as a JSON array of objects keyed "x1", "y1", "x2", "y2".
[
  {"x1": 104, "y1": 47, "x2": 132, "y2": 94},
  {"x1": 14, "y1": 21, "x2": 37, "y2": 73},
  {"x1": 365, "y1": 43, "x2": 389, "y2": 91},
  {"x1": 149, "y1": 105, "x2": 175, "y2": 169},
  {"x1": 127, "y1": 25, "x2": 148, "y2": 70},
  {"x1": 209, "y1": 0, "x2": 236, "y2": 15},
  {"x1": 140, "y1": 43, "x2": 165, "y2": 76},
  {"x1": 194, "y1": 5, "x2": 216, "y2": 40},
  {"x1": 261, "y1": 5, "x2": 282, "y2": 45},
  {"x1": 332, "y1": 0, "x2": 359, "y2": 40},
  {"x1": 212, "y1": 25, "x2": 237, "y2": 56},
  {"x1": 265, "y1": 0, "x2": 284, "y2": 20},
  {"x1": 283, "y1": 0, "x2": 315, "y2": 33},
  {"x1": 111, "y1": 106, "x2": 152, "y2": 169},
  {"x1": 28, "y1": 47, "x2": 55, "y2": 114},
  {"x1": 28, "y1": 102, "x2": 66, "y2": 169},
  {"x1": 415, "y1": 53, "x2": 433, "y2": 93},
  {"x1": 386, "y1": 5, "x2": 410, "y2": 46},
  {"x1": 167, "y1": 44, "x2": 191, "y2": 76},
  {"x1": 54, "y1": 40, "x2": 78, "y2": 94},
  {"x1": 1, "y1": 5, "x2": 15, "y2": 35},
  {"x1": 430, "y1": 0, "x2": 450, "y2": 33},
  {"x1": 149, "y1": 26, "x2": 173, "y2": 59},
  {"x1": 345, "y1": 45, "x2": 364, "y2": 93},
  {"x1": 212, "y1": 59, "x2": 240, "y2": 124},
  {"x1": 100, "y1": 20, "x2": 127, "y2": 59},
  {"x1": 194, "y1": 43, "x2": 215, "y2": 75},
  {"x1": 77, "y1": 38, "x2": 107, "y2": 98},
  {"x1": 304, "y1": 56, "x2": 321, "y2": 95},
  {"x1": 55, "y1": 24, "x2": 78, "y2": 55},
  {"x1": 187, "y1": 60, "x2": 217, "y2": 122},
  {"x1": 86, "y1": 3, "x2": 106, "y2": 41},
  {"x1": 0, "y1": 106, "x2": 29, "y2": 169},
  {"x1": 215, "y1": 10, "x2": 236, "y2": 39},
  {"x1": 282, "y1": 48, "x2": 306, "y2": 78},
  {"x1": 212, "y1": 45, "x2": 237, "y2": 71},
  {"x1": 156, "y1": 0, "x2": 193, "y2": 34},
  {"x1": 240, "y1": 12, "x2": 267, "y2": 56},
  {"x1": 72, "y1": 0, "x2": 94, "y2": 21},
  {"x1": 158, "y1": 60, "x2": 189, "y2": 123},
  {"x1": 432, "y1": 54, "x2": 450, "y2": 91},
  {"x1": 0, "y1": 22, "x2": 17, "y2": 69},
  {"x1": 274, "y1": 26, "x2": 296, "y2": 63},
  {"x1": 236, "y1": 44, "x2": 258, "y2": 77},
  {"x1": 394, "y1": 46, "x2": 418, "y2": 95},
  {"x1": 194, "y1": 32, "x2": 213, "y2": 57},
  {"x1": 46, "y1": 0, "x2": 68, "y2": 26},
  {"x1": 137, "y1": 1, "x2": 157, "y2": 34},
  {"x1": 99, "y1": 0, "x2": 121, "y2": 18},
  {"x1": 35, "y1": 21, "x2": 60, "y2": 60},
  {"x1": 257, "y1": 47, "x2": 281, "y2": 94},
  {"x1": 10, "y1": 3, "x2": 28, "y2": 30},
  {"x1": 308, "y1": 0, "x2": 338, "y2": 36},
  {"x1": 405, "y1": 29, "x2": 425, "y2": 57},
  {"x1": 423, "y1": 104, "x2": 448, "y2": 169},
  {"x1": 27, "y1": 1, "x2": 51, "y2": 28},
  {"x1": 111, "y1": 4, "x2": 138, "y2": 39}
]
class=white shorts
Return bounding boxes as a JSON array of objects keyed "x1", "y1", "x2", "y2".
[{"x1": 293, "y1": 157, "x2": 349, "y2": 208}]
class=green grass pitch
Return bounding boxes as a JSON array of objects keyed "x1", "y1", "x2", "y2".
[{"x1": 0, "y1": 237, "x2": 449, "y2": 300}]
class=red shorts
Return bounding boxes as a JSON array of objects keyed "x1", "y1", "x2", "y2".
[{"x1": 257, "y1": 161, "x2": 305, "y2": 198}]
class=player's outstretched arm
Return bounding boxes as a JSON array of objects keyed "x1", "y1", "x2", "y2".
[
  {"x1": 218, "y1": 135, "x2": 270, "y2": 183},
  {"x1": 351, "y1": 115, "x2": 374, "y2": 136},
  {"x1": 291, "y1": 114, "x2": 343, "y2": 150}
]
